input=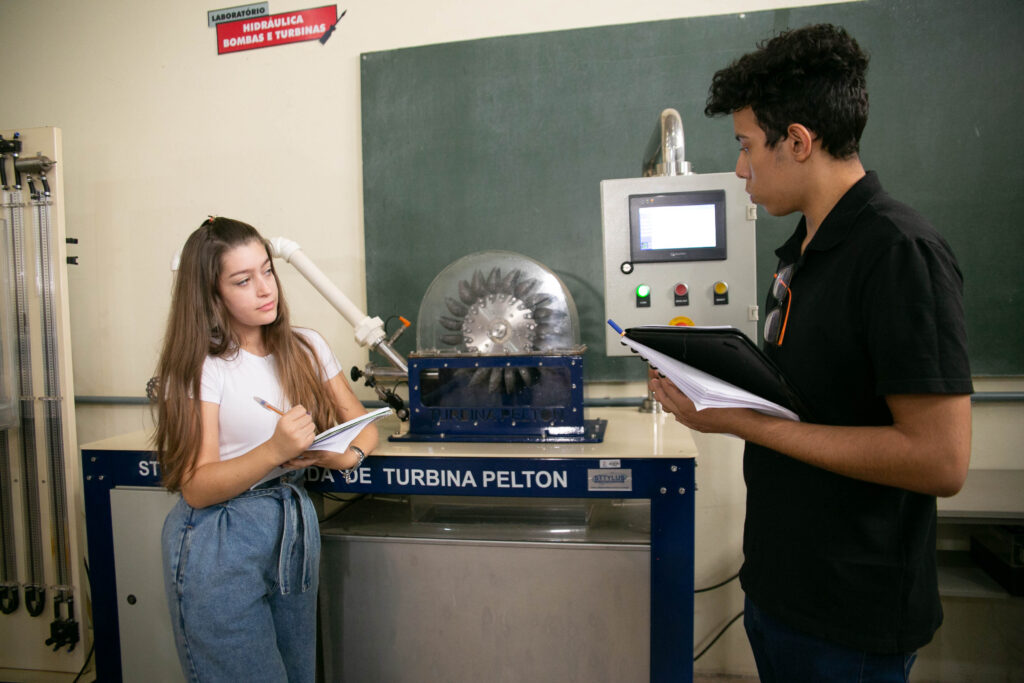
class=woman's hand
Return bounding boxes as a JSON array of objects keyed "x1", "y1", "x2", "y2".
[
  {"x1": 280, "y1": 371, "x2": 382, "y2": 471},
  {"x1": 281, "y1": 448, "x2": 358, "y2": 471},
  {"x1": 268, "y1": 405, "x2": 317, "y2": 463}
]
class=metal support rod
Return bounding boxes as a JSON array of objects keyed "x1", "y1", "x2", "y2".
[
  {"x1": 0, "y1": 432, "x2": 19, "y2": 614},
  {"x1": 34, "y1": 192, "x2": 72, "y2": 589},
  {"x1": 5, "y1": 187, "x2": 45, "y2": 616}
]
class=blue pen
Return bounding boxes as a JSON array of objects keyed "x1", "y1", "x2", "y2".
[{"x1": 607, "y1": 319, "x2": 624, "y2": 335}]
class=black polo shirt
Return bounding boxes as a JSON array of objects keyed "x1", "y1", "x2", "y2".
[{"x1": 740, "y1": 171, "x2": 972, "y2": 653}]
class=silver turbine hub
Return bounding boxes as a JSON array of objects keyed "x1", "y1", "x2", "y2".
[{"x1": 462, "y1": 293, "x2": 535, "y2": 353}]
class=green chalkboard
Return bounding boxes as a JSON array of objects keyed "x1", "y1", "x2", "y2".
[{"x1": 362, "y1": 0, "x2": 1024, "y2": 379}]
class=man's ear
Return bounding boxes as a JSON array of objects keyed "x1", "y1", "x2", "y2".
[{"x1": 786, "y1": 123, "x2": 815, "y2": 162}]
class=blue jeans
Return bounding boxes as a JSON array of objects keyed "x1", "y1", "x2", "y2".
[
  {"x1": 162, "y1": 473, "x2": 320, "y2": 682},
  {"x1": 744, "y1": 597, "x2": 917, "y2": 683}
]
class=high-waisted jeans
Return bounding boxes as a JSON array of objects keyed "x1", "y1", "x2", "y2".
[{"x1": 162, "y1": 472, "x2": 320, "y2": 683}]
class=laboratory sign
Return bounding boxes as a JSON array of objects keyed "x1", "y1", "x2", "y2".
[
  {"x1": 216, "y1": 4, "x2": 336, "y2": 54},
  {"x1": 208, "y1": 3, "x2": 269, "y2": 27}
]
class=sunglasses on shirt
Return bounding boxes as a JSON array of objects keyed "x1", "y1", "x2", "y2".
[{"x1": 763, "y1": 263, "x2": 795, "y2": 346}]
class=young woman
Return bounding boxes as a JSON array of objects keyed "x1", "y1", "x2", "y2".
[{"x1": 154, "y1": 216, "x2": 377, "y2": 682}]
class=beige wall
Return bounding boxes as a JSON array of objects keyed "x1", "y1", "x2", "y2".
[{"x1": 2, "y1": 1, "x2": 1021, "y2": 680}]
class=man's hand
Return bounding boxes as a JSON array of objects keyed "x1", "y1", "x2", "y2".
[
  {"x1": 648, "y1": 370, "x2": 971, "y2": 497},
  {"x1": 648, "y1": 373, "x2": 752, "y2": 434}
]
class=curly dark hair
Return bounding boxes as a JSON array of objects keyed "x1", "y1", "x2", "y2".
[{"x1": 704, "y1": 23, "x2": 869, "y2": 159}]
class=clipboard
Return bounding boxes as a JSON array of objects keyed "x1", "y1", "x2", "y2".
[{"x1": 623, "y1": 325, "x2": 814, "y2": 421}]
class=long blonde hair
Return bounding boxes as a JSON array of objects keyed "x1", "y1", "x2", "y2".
[{"x1": 153, "y1": 217, "x2": 339, "y2": 491}]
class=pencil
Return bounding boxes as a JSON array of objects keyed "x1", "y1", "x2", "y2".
[{"x1": 253, "y1": 395, "x2": 285, "y2": 416}]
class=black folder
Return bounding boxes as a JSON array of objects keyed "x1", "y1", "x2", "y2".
[{"x1": 623, "y1": 325, "x2": 814, "y2": 421}]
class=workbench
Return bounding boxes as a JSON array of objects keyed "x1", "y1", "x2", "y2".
[{"x1": 81, "y1": 407, "x2": 699, "y2": 682}]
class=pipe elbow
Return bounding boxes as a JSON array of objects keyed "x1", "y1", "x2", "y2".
[{"x1": 269, "y1": 236, "x2": 302, "y2": 261}]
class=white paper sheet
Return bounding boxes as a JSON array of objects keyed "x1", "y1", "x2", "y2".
[{"x1": 619, "y1": 336, "x2": 800, "y2": 422}]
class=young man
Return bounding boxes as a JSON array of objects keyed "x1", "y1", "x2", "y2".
[{"x1": 648, "y1": 24, "x2": 972, "y2": 681}]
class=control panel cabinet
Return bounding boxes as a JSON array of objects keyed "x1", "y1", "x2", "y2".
[{"x1": 601, "y1": 173, "x2": 757, "y2": 356}]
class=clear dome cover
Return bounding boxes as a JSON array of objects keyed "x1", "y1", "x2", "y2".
[{"x1": 415, "y1": 250, "x2": 581, "y2": 354}]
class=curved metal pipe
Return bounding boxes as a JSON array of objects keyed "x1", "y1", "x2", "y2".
[{"x1": 642, "y1": 108, "x2": 691, "y2": 177}]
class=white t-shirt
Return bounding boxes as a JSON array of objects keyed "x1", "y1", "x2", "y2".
[{"x1": 200, "y1": 327, "x2": 342, "y2": 461}]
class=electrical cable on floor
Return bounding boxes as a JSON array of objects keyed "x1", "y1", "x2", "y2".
[
  {"x1": 692, "y1": 570, "x2": 742, "y2": 662},
  {"x1": 695, "y1": 571, "x2": 739, "y2": 594},
  {"x1": 71, "y1": 640, "x2": 95, "y2": 682},
  {"x1": 693, "y1": 610, "x2": 744, "y2": 662},
  {"x1": 318, "y1": 493, "x2": 367, "y2": 523},
  {"x1": 71, "y1": 558, "x2": 94, "y2": 682}
]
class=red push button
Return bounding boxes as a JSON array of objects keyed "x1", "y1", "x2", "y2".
[{"x1": 674, "y1": 282, "x2": 690, "y2": 306}]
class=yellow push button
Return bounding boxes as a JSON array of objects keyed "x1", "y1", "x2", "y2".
[
  {"x1": 713, "y1": 280, "x2": 729, "y2": 305},
  {"x1": 669, "y1": 316, "x2": 695, "y2": 327}
]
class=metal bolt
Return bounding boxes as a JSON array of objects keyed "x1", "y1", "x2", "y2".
[
  {"x1": 659, "y1": 487, "x2": 667, "y2": 494},
  {"x1": 679, "y1": 487, "x2": 686, "y2": 495},
  {"x1": 670, "y1": 465, "x2": 678, "y2": 472}
]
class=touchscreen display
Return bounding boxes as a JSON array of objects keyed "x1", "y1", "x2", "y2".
[
  {"x1": 629, "y1": 189, "x2": 726, "y2": 262},
  {"x1": 637, "y1": 203, "x2": 717, "y2": 250}
]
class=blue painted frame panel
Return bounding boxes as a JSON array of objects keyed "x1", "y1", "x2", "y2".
[
  {"x1": 82, "y1": 448, "x2": 695, "y2": 682},
  {"x1": 81, "y1": 449, "x2": 160, "y2": 683}
]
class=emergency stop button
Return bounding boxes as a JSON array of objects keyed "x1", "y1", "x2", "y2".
[
  {"x1": 713, "y1": 280, "x2": 729, "y2": 305},
  {"x1": 674, "y1": 283, "x2": 689, "y2": 306}
]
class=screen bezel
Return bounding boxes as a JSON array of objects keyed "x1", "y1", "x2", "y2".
[{"x1": 628, "y1": 189, "x2": 727, "y2": 263}]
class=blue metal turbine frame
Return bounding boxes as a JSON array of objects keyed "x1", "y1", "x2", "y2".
[{"x1": 401, "y1": 352, "x2": 609, "y2": 443}]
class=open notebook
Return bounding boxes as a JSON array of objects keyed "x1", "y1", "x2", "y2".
[
  {"x1": 251, "y1": 406, "x2": 392, "y2": 488},
  {"x1": 614, "y1": 323, "x2": 811, "y2": 422}
]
